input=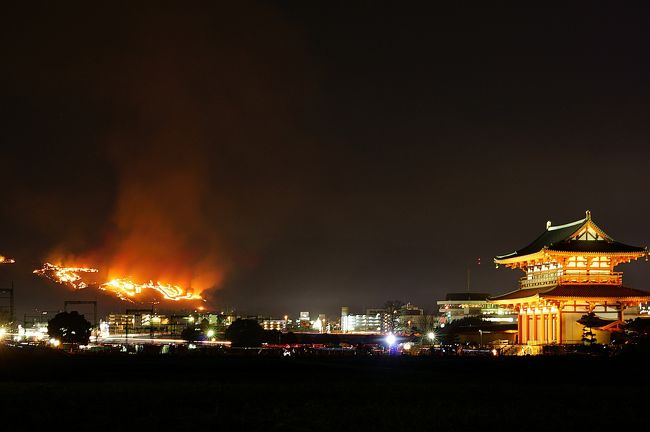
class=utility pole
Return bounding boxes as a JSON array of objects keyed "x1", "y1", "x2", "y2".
[
  {"x1": 467, "y1": 257, "x2": 481, "y2": 293},
  {"x1": 10, "y1": 282, "x2": 13, "y2": 323},
  {"x1": 0, "y1": 283, "x2": 15, "y2": 327}
]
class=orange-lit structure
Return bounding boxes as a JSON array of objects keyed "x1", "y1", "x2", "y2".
[{"x1": 490, "y1": 211, "x2": 650, "y2": 345}]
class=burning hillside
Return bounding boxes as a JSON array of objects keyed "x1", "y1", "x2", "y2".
[
  {"x1": 33, "y1": 262, "x2": 203, "y2": 303},
  {"x1": 33, "y1": 263, "x2": 99, "y2": 290}
]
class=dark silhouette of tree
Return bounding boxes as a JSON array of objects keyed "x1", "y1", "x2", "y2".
[
  {"x1": 282, "y1": 331, "x2": 298, "y2": 345},
  {"x1": 416, "y1": 315, "x2": 438, "y2": 345},
  {"x1": 437, "y1": 316, "x2": 485, "y2": 346},
  {"x1": 47, "y1": 311, "x2": 92, "y2": 345},
  {"x1": 579, "y1": 312, "x2": 599, "y2": 346},
  {"x1": 263, "y1": 329, "x2": 282, "y2": 344},
  {"x1": 581, "y1": 326, "x2": 597, "y2": 346},
  {"x1": 383, "y1": 300, "x2": 404, "y2": 333},
  {"x1": 446, "y1": 316, "x2": 485, "y2": 328},
  {"x1": 439, "y1": 330, "x2": 460, "y2": 346},
  {"x1": 199, "y1": 318, "x2": 210, "y2": 332},
  {"x1": 181, "y1": 326, "x2": 203, "y2": 342},
  {"x1": 622, "y1": 318, "x2": 650, "y2": 345},
  {"x1": 225, "y1": 319, "x2": 265, "y2": 347}
]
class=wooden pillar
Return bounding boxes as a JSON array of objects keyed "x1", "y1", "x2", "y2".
[
  {"x1": 541, "y1": 312, "x2": 546, "y2": 344},
  {"x1": 558, "y1": 308, "x2": 563, "y2": 344},
  {"x1": 517, "y1": 312, "x2": 522, "y2": 344},
  {"x1": 533, "y1": 309, "x2": 538, "y2": 342},
  {"x1": 523, "y1": 310, "x2": 529, "y2": 344},
  {"x1": 551, "y1": 313, "x2": 556, "y2": 343}
]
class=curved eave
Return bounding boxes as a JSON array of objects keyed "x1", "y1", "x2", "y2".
[
  {"x1": 494, "y1": 248, "x2": 648, "y2": 266},
  {"x1": 542, "y1": 295, "x2": 650, "y2": 302},
  {"x1": 488, "y1": 292, "x2": 541, "y2": 305},
  {"x1": 494, "y1": 250, "x2": 546, "y2": 266},
  {"x1": 547, "y1": 249, "x2": 648, "y2": 257}
]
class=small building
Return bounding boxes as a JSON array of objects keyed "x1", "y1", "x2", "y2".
[{"x1": 490, "y1": 211, "x2": 650, "y2": 345}]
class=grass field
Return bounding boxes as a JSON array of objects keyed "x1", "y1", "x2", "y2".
[{"x1": 1, "y1": 347, "x2": 649, "y2": 430}]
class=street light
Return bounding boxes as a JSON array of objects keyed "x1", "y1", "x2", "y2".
[
  {"x1": 427, "y1": 331, "x2": 436, "y2": 343},
  {"x1": 386, "y1": 333, "x2": 397, "y2": 352}
]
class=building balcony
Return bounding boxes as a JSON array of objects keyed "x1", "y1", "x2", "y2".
[
  {"x1": 519, "y1": 272, "x2": 560, "y2": 289},
  {"x1": 558, "y1": 272, "x2": 622, "y2": 285},
  {"x1": 520, "y1": 271, "x2": 623, "y2": 288}
]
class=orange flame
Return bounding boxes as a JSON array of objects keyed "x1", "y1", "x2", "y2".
[
  {"x1": 100, "y1": 278, "x2": 201, "y2": 302},
  {"x1": 33, "y1": 263, "x2": 99, "y2": 289},
  {"x1": 33, "y1": 262, "x2": 205, "y2": 303},
  {"x1": 0, "y1": 255, "x2": 16, "y2": 264}
]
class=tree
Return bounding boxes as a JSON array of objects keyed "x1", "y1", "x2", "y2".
[
  {"x1": 446, "y1": 316, "x2": 485, "y2": 328},
  {"x1": 181, "y1": 326, "x2": 203, "y2": 342},
  {"x1": 263, "y1": 329, "x2": 282, "y2": 344},
  {"x1": 225, "y1": 319, "x2": 265, "y2": 347},
  {"x1": 282, "y1": 331, "x2": 298, "y2": 345},
  {"x1": 622, "y1": 318, "x2": 650, "y2": 345},
  {"x1": 383, "y1": 300, "x2": 404, "y2": 333},
  {"x1": 437, "y1": 316, "x2": 484, "y2": 346},
  {"x1": 581, "y1": 326, "x2": 597, "y2": 346},
  {"x1": 417, "y1": 314, "x2": 438, "y2": 344},
  {"x1": 579, "y1": 312, "x2": 599, "y2": 346},
  {"x1": 199, "y1": 318, "x2": 210, "y2": 333},
  {"x1": 47, "y1": 311, "x2": 92, "y2": 345}
]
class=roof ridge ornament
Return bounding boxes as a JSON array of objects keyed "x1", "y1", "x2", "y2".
[
  {"x1": 586, "y1": 210, "x2": 591, "y2": 221},
  {"x1": 546, "y1": 221, "x2": 552, "y2": 230}
]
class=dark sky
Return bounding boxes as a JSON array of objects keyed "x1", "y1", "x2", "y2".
[{"x1": 2, "y1": 3, "x2": 650, "y2": 318}]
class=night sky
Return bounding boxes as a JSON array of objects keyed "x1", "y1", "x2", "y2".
[{"x1": 2, "y1": 3, "x2": 650, "y2": 318}]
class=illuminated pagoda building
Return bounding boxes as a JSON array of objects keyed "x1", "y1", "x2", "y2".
[{"x1": 490, "y1": 211, "x2": 650, "y2": 345}]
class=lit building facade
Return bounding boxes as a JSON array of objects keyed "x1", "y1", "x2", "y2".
[
  {"x1": 341, "y1": 307, "x2": 385, "y2": 333},
  {"x1": 105, "y1": 313, "x2": 170, "y2": 335},
  {"x1": 490, "y1": 211, "x2": 650, "y2": 345},
  {"x1": 260, "y1": 318, "x2": 287, "y2": 331},
  {"x1": 395, "y1": 302, "x2": 423, "y2": 332},
  {"x1": 437, "y1": 293, "x2": 516, "y2": 324}
]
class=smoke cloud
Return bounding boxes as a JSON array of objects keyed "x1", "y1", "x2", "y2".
[{"x1": 3, "y1": 3, "x2": 319, "y2": 307}]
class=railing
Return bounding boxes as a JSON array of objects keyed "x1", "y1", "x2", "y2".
[
  {"x1": 520, "y1": 271, "x2": 623, "y2": 288},
  {"x1": 519, "y1": 272, "x2": 560, "y2": 289},
  {"x1": 558, "y1": 272, "x2": 622, "y2": 285}
]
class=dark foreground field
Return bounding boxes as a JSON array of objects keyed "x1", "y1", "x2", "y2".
[{"x1": 1, "y1": 347, "x2": 649, "y2": 430}]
